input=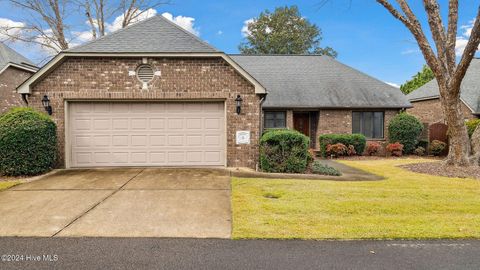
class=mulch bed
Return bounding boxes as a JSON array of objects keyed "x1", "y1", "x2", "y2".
[
  {"x1": 330, "y1": 155, "x2": 442, "y2": 161},
  {"x1": 401, "y1": 162, "x2": 480, "y2": 180},
  {"x1": 0, "y1": 175, "x2": 27, "y2": 182}
]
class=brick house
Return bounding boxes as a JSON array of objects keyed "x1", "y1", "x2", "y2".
[
  {"x1": 18, "y1": 15, "x2": 410, "y2": 169},
  {"x1": 0, "y1": 43, "x2": 38, "y2": 113},
  {"x1": 407, "y1": 58, "x2": 480, "y2": 125}
]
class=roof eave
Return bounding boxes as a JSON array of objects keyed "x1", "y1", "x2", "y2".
[
  {"x1": 0, "y1": 62, "x2": 38, "y2": 75},
  {"x1": 262, "y1": 104, "x2": 413, "y2": 110},
  {"x1": 17, "y1": 52, "x2": 267, "y2": 95}
]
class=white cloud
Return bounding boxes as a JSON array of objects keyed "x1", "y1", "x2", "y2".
[
  {"x1": 161, "y1": 12, "x2": 199, "y2": 36},
  {"x1": 0, "y1": 17, "x2": 25, "y2": 40},
  {"x1": 401, "y1": 48, "x2": 420, "y2": 55},
  {"x1": 217, "y1": 30, "x2": 223, "y2": 35},
  {"x1": 107, "y1": 8, "x2": 158, "y2": 32},
  {"x1": 241, "y1": 18, "x2": 254, "y2": 37},
  {"x1": 386, "y1": 82, "x2": 400, "y2": 88},
  {"x1": 69, "y1": 30, "x2": 95, "y2": 48},
  {"x1": 456, "y1": 19, "x2": 480, "y2": 57}
]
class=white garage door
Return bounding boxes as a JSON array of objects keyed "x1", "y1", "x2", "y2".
[{"x1": 69, "y1": 102, "x2": 225, "y2": 167}]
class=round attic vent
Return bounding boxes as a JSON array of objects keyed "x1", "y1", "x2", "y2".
[{"x1": 136, "y1": 65, "x2": 155, "y2": 83}]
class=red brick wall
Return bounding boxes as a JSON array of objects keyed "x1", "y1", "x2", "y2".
[
  {"x1": 407, "y1": 98, "x2": 476, "y2": 125},
  {"x1": 316, "y1": 109, "x2": 399, "y2": 148},
  {"x1": 0, "y1": 66, "x2": 33, "y2": 113},
  {"x1": 29, "y1": 56, "x2": 260, "y2": 168},
  {"x1": 265, "y1": 108, "x2": 400, "y2": 150}
]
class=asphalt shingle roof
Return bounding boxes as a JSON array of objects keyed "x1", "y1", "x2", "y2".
[
  {"x1": 0, "y1": 42, "x2": 35, "y2": 71},
  {"x1": 68, "y1": 15, "x2": 218, "y2": 53},
  {"x1": 230, "y1": 55, "x2": 411, "y2": 109},
  {"x1": 407, "y1": 58, "x2": 480, "y2": 114}
]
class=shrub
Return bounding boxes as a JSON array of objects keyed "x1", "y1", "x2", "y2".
[
  {"x1": 319, "y1": 134, "x2": 366, "y2": 157},
  {"x1": 388, "y1": 113, "x2": 423, "y2": 154},
  {"x1": 365, "y1": 142, "x2": 381, "y2": 156},
  {"x1": 326, "y1": 143, "x2": 348, "y2": 157},
  {"x1": 417, "y1": 139, "x2": 429, "y2": 150},
  {"x1": 0, "y1": 107, "x2": 57, "y2": 176},
  {"x1": 386, "y1": 142, "x2": 404, "y2": 157},
  {"x1": 466, "y1": 119, "x2": 480, "y2": 137},
  {"x1": 311, "y1": 161, "x2": 341, "y2": 176},
  {"x1": 414, "y1": 146, "x2": 426, "y2": 156},
  {"x1": 347, "y1": 145, "x2": 356, "y2": 156},
  {"x1": 260, "y1": 129, "x2": 310, "y2": 173},
  {"x1": 429, "y1": 140, "x2": 447, "y2": 156}
]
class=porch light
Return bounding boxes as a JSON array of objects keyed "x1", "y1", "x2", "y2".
[
  {"x1": 41, "y1": 95, "x2": 53, "y2": 115},
  {"x1": 235, "y1": 95, "x2": 243, "y2": 115}
]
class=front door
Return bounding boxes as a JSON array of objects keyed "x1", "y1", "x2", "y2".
[{"x1": 293, "y1": 113, "x2": 310, "y2": 137}]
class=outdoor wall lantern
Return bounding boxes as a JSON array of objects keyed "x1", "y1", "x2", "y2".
[
  {"x1": 42, "y1": 95, "x2": 53, "y2": 115},
  {"x1": 235, "y1": 95, "x2": 243, "y2": 115}
]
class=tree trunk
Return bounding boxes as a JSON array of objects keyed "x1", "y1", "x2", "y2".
[{"x1": 439, "y1": 84, "x2": 470, "y2": 166}]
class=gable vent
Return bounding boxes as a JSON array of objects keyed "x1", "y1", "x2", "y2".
[{"x1": 136, "y1": 65, "x2": 155, "y2": 83}]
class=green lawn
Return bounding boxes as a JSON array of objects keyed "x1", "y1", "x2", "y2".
[
  {"x1": 232, "y1": 158, "x2": 480, "y2": 239},
  {"x1": 0, "y1": 181, "x2": 20, "y2": 191}
]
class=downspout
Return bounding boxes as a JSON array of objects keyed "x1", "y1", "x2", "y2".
[
  {"x1": 259, "y1": 93, "x2": 267, "y2": 134},
  {"x1": 257, "y1": 93, "x2": 267, "y2": 172},
  {"x1": 21, "y1": 93, "x2": 30, "y2": 106}
]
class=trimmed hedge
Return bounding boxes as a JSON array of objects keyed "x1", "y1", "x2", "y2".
[
  {"x1": 319, "y1": 134, "x2": 366, "y2": 157},
  {"x1": 260, "y1": 129, "x2": 310, "y2": 173},
  {"x1": 388, "y1": 113, "x2": 423, "y2": 154},
  {"x1": 0, "y1": 107, "x2": 57, "y2": 176}
]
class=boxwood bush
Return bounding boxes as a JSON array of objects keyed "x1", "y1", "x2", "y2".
[
  {"x1": 260, "y1": 129, "x2": 310, "y2": 173},
  {"x1": 319, "y1": 134, "x2": 366, "y2": 157},
  {"x1": 388, "y1": 113, "x2": 423, "y2": 154},
  {"x1": 0, "y1": 107, "x2": 57, "y2": 176}
]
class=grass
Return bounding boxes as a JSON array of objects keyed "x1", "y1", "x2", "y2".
[
  {"x1": 232, "y1": 158, "x2": 480, "y2": 239},
  {"x1": 0, "y1": 181, "x2": 20, "y2": 191}
]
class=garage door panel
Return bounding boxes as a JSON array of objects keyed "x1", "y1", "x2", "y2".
[
  {"x1": 112, "y1": 119, "x2": 129, "y2": 130},
  {"x1": 69, "y1": 102, "x2": 225, "y2": 167},
  {"x1": 149, "y1": 118, "x2": 165, "y2": 129}
]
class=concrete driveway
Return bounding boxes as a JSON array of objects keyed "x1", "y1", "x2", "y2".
[{"x1": 0, "y1": 168, "x2": 231, "y2": 238}]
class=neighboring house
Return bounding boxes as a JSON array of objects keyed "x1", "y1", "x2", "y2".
[
  {"x1": 17, "y1": 15, "x2": 410, "y2": 169},
  {"x1": 407, "y1": 59, "x2": 480, "y2": 125},
  {"x1": 0, "y1": 43, "x2": 38, "y2": 113}
]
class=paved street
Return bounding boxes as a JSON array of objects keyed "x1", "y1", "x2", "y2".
[{"x1": 0, "y1": 238, "x2": 478, "y2": 270}]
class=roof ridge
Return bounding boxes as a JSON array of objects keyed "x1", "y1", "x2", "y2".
[
  {"x1": 229, "y1": 54, "x2": 329, "y2": 57},
  {"x1": 67, "y1": 15, "x2": 218, "y2": 53},
  {"x1": 65, "y1": 15, "x2": 159, "y2": 52},
  {"x1": 154, "y1": 14, "x2": 218, "y2": 52}
]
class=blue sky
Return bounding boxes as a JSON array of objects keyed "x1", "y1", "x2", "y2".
[{"x1": 0, "y1": 0, "x2": 478, "y2": 86}]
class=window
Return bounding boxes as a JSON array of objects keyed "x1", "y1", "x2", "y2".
[
  {"x1": 352, "y1": 111, "x2": 384, "y2": 139},
  {"x1": 264, "y1": 111, "x2": 286, "y2": 129}
]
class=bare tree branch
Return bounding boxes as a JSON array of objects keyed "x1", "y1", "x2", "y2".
[
  {"x1": 454, "y1": 6, "x2": 480, "y2": 90},
  {"x1": 446, "y1": 0, "x2": 458, "y2": 71},
  {"x1": 4, "y1": 0, "x2": 70, "y2": 51},
  {"x1": 376, "y1": 0, "x2": 442, "y2": 80},
  {"x1": 376, "y1": 0, "x2": 410, "y2": 26},
  {"x1": 377, "y1": 0, "x2": 480, "y2": 166},
  {"x1": 423, "y1": 0, "x2": 448, "y2": 75}
]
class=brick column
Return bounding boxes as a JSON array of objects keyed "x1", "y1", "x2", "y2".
[{"x1": 286, "y1": 109, "x2": 294, "y2": 129}]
